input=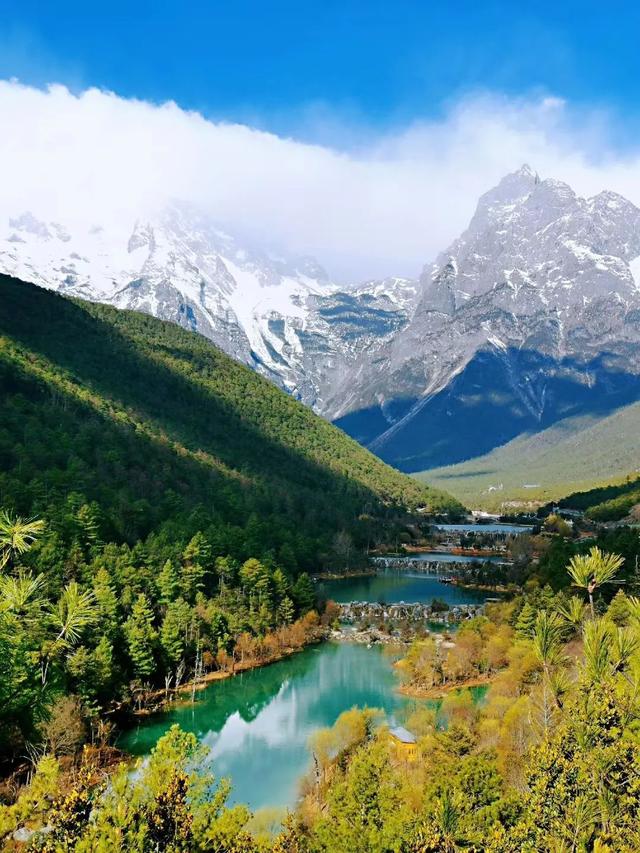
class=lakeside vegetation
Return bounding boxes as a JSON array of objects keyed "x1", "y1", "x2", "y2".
[
  {"x1": 0, "y1": 505, "x2": 332, "y2": 764},
  {"x1": 0, "y1": 279, "x2": 459, "y2": 778},
  {"x1": 4, "y1": 545, "x2": 640, "y2": 850},
  {"x1": 293, "y1": 557, "x2": 640, "y2": 852}
]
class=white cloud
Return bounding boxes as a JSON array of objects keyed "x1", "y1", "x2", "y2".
[{"x1": 2, "y1": 79, "x2": 640, "y2": 281}]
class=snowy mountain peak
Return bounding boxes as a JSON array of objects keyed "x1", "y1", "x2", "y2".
[
  {"x1": 328, "y1": 168, "x2": 640, "y2": 474},
  {"x1": 476, "y1": 164, "x2": 538, "y2": 211},
  {"x1": 515, "y1": 163, "x2": 538, "y2": 180},
  {"x1": 0, "y1": 201, "x2": 418, "y2": 410}
]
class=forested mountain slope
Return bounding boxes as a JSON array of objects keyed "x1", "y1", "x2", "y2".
[
  {"x1": 552, "y1": 473, "x2": 640, "y2": 521},
  {"x1": 422, "y1": 401, "x2": 640, "y2": 510},
  {"x1": 0, "y1": 275, "x2": 457, "y2": 570}
]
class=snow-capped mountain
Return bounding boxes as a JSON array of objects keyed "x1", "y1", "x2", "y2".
[
  {"x1": 0, "y1": 204, "x2": 416, "y2": 410},
  {"x1": 3, "y1": 165, "x2": 640, "y2": 477},
  {"x1": 333, "y1": 166, "x2": 640, "y2": 471}
]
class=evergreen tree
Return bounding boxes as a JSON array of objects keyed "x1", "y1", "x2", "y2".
[
  {"x1": 277, "y1": 595, "x2": 295, "y2": 626},
  {"x1": 182, "y1": 533, "x2": 211, "y2": 598},
  {"x1": 92, "y1": 568, "x2": 119, "y2": 638},
  {"x1": 157, "y1": 560, "x2": 180, "y2": 605},
  {"x1": 75, "y1": 502, "x2": 102, "y2": 551},
  {"x1": 215, "y1": 556, "x2": 237, "y2": 591},
  {"x1": 183, "y1": 532, "x2": 210, "y2": 565},
  {"x1": 209, "y1": 610, "x2": 231, "y2": 652},
  {"x1": 160, "y1": 599, "x2": 192, "y2": 667},
  {"x1": 240, "y1": 558, "x2": 273, "y2": 609},
  {"x1": 515, "y1": 602, "x2": 537, "y2": 638},
  {"x1": 252, "y1": 602, "x2": 272, "y2": 636},
  {"x1": 124, "y1": 593, "x2": 158, "y2": 680},
  {"x1": 92, "y1": 634, "x2": 115, "y2": 700},
  {"x1": 181, "y1": 561, "x2": 205, "y2": 604},
  {"x1": 606, "y1": 588, "x2": 630, "y2": 626},
  {"x1": 0, "y1": 510, "x2": 45, "y2": 571},
  {"x1": 292, "y1": 573, "x2": 315, "y2": 614},
  {"x1": 254, "y1": 565, "x2": 273, "y2": 609},
  {"x1": 272, "y1": 567, "x2": 291, "y2": 602},
  {"x1": 277, "y1": 543, "x2": 297, "y2": 574}
]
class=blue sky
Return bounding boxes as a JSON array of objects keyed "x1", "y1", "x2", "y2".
[{"x1": 2, "y1": 1, "x2": 639, "y2": 142}]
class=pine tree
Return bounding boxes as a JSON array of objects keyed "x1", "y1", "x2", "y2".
[
  {"x1": 183, "y1": 533, "x2": 211, "y2": 585},
  {"x1": 606, "y1": 589, "x2": 630, "y2": 626},
  {"x1": 75, "y1": 502, "x2": 102, "y2": 551},
  {"x1": 182, "y1": 534, "x2": 210, "y2": 602},
  {"x1": 157, "y1": 560, "x2": 180, "y2": 605},
  {"x1": 292, "y1": 573, "x2": 315, "y2": 614},
  {"x1": 215, "y1": 556, "x2": 237, "y2": 591},
  {"x1": 277, "y1": 595, "x2": 295, "y2": 626},
  {"x1": 254, "y1": 565, "x2": 273, "y2": 609},
  {"x1": 182, "y1": 532, "x2": 210, "y2": 565},
  {"x1": 92, "y1": 569, "x2": 119, "y2": 638},
  {"x1": 277, "y1": 543, "x2": 297, "y2": 574},
  {"x1": 515, "y1": 602, "x2": 537, "y2": 638},
  {"x1": 124, "y1": 593, "x2": 158, "y2": 680},
  {"x1": 181, "y1": 561, "x2": 205, "y2": 604},
  {"x1": 92, "y1": 634, "x2": 115, "y2": 699},
  {"x1": 239, "y1": 558, "x2": 262, "y2": 592},
  {"x1": 254, "y1": 601, "x2": 272, "y2": 635},
  {"x1": 273, "y1": 568, "x2": 291, "y2": 602},
  {"x1": 209, "y1": 610, "x2": 231, "y2": 652},
  {"x1": 160, "y1": 599, "x2": 191, "y2": 667}
]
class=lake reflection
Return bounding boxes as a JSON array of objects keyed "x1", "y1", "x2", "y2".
[
  {"x1": 119, "y1": 643, "x2": 416, "y2": 811},
  {"x1": 435, "y1": 523, "x2": 533, "y2": 534},
  {"x1": 317, "y1": 571, "x2": 489, "y2": 605}
]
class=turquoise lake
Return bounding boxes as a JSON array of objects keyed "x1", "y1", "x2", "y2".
[
  {"x1": 119, "y1": 642, "x2": 419, "y2": 812},
  {"x1": 435, "y1": 523, "x2": 533, "y2": 534},
  {"x1": 316, "y1": 571, "x2": 490, "y2": 605},
  {"x1": 118, "y1": 574, "x2": 488, "y2": 812}
]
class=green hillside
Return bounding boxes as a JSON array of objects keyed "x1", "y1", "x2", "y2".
[
  {"x1": 0, "y1": 274, "x2": 458, "y2": 566},
  {"x1": 418, "y1": 404, "x2": 640, "y2": 510},
  {"x1": 0, "y1": 274, "x2": 462, "y2": 760},
  {"x1": 551, "y1": 475, "x2": 640, "y2": 521}
]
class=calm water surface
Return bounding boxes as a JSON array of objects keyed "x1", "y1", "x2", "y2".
[
  {"x1": 119, "y1": 642, "x2": 420, "y2": 812},
  {"x1": 317, "y1": 571, "x2": 490, "y2": 605},
  {"x1": 435, "y1": 523, "x2": 533, "y2": 534},
  {"x1": 120, "y1": 573, "x2": 490, "y2": 812},
  {"x1": 402, "y1": 552, "x2": 500, "y2": 563}
]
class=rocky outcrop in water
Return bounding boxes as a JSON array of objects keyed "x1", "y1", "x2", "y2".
[
  {"x1": 338, "y1": 601, "x2": 483, "y2": 624},
  {"x1": 372, "y1": 556, "x2": 500, "y2": 574}
]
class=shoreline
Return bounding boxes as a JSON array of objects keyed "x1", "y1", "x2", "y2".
[
  {"x1": 449, "y1": 580, "x2": 516, "y2": 594},
  {"x1": 396, "y1": 673, "x2": 495, "y2": 700},
  {"x1": 131, "y1": 635, "x2": 326, "y2": 716},
  {"x1": 312, "y1": 569, "x2": 376, "y2": 580}
]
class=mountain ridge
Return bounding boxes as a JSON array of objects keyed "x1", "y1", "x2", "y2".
[
  {"x1": 3, "y1": 167, "x2": 640, "y2": 483},
  {"x1": 334, "y1": 166, "x2": 640, "y2": 470},
  {"x1": 0, "y1": 273, "x2": 460, "y2": 571}
]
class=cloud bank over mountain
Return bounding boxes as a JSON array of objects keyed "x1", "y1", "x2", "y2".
[{"x1": 3, "y1": 79, "x2": 640, "y2": 280}]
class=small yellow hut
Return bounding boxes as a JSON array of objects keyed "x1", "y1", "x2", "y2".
[{"x1": 388, "y1": 725, "x2": 417, "y2": 762}]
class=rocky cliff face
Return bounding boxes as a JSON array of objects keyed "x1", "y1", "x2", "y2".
[
  {"x1": 3, "y1": 166, "x2": 640, "y2": 474},
  {"x1": 332, "y1": 166, "x2": 640, "y2": 471}
]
